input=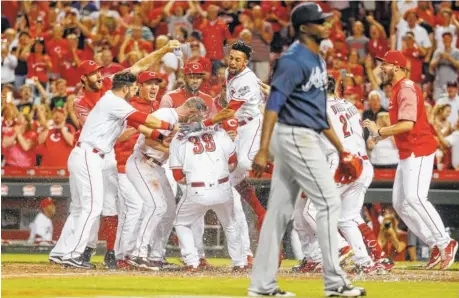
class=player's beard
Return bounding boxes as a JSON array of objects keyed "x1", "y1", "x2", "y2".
[
  {"x1": 86, "y1": 79, "x2": 102, "y2": 91},
  {"x1": 381, "y1": 68, "x2": 394, "y2": 85}
]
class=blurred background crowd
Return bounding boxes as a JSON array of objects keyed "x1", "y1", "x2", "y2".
[{"x1": 1, "y1": 0, "x2": 458, "y2": 260}]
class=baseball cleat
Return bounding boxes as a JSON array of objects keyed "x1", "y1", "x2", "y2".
[
  {"x1": 149, "y1": 259, "x2": 181, "y2": 271},
  {"x1": 198, "y1": 258, "x2": 212, "y2": 269},
  {"x1": 301, "y1": 261, "x2": 322, "y2": 273},
  {"x1": 292, "y1": 258, "x2": 307, "y2": 272},
  {"x1": 116, "y1": 258, "x2": 134, "y2": 270},
  {"x1": 62, "y1": 257, "x2": 96, "y2": 269},
  {"x1": 81, "y1": 246, "x2": 96, "y2": 263},
  {"x1": 127, "y1": 257, "x2": 160, "y2": 271},
  {"x1": 183, "y1": 265, "x2": 199, "y2": 272},
  {"x1": 439, "y1": 239, "x2": 458, "y2": 270},
  {"x1": 232, "y1": 265, "x2": 249, "y2": 272},
  {"x1": 374, "y1": 258, "x2": 395, "y2": 272},
  {"x1": 339, "y1": 246, "x2": 354, "y2": 266},
  {"x1": 103, "y1": 250, "x2": 117, "y2": 270},
  {"x1": 248, "y1": 288, "x2": 296, "y2": 296},
  {"x1": 49, "y1": 255, "x2": 63, "y2": 264},
  {"x1": 425, "y1": 246, "x2": 441, "y2": 269},
  {"x1": 351, "y1": 262, "x2": 386, "y2": 275},
  {"x1": 325, "y1": 284, "x2": 366, "y2": 297}
]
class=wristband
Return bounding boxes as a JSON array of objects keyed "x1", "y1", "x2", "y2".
[
  {"x1": 160, "y1": 121, "x2": 173, "y2": 130},
  {"x1": 377, "y1": 128, "x2": 382, "y2": 137},
  {"x1": 203, "y1": 119, "x2": 213, "y2": 127}
]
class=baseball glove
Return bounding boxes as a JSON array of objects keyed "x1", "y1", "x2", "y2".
[{"x1": 334, "y1": 152, "x2": 363, "y2": 184}]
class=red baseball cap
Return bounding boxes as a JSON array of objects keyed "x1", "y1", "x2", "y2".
[
  {"x1": 377, "y1": 50, "x2": 407, "y2": 68},
  {"x1": 137, "y1": 71, "x2": 163, "y2": 84},
  {"x1": 78, "y1": 60, "x2": 103, "y2": 77},
  {"x1": 184, "y1": 62, "x2": 204, "y2": 75},
  {"x1": 40, "y1": 197, "x2": 55, "y2": 210}
]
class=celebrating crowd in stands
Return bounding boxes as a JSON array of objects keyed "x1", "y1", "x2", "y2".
[{"x1": 1, "y1": 0, "x2": 458, "y2": 170}]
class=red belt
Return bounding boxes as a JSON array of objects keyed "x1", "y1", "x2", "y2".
[
  {"x1": 191, "y1": 176, "x2": 229, "y2": 187},
  {"x1": 238, "y1": 117, "x2": 254, "y2": 126},
  {"x1": 144, "y1": 154, "x2": 163, "y2": 167},
  {"x1": 76, "y1": 142, "x2": 105, "y2": 159}
]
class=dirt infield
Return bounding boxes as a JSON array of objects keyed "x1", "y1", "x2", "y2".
[{"x1": 3, "y1": 262, "x2": 459, "y2": 283}]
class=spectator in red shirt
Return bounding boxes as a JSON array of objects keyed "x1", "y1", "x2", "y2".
[
  {"x1": 60, "y1": 33, "x2": 83, "y2": 89},
  {"x1": 367, "y1": 15, "x2": 389, "y2": 59},
  {"x1": 46, "y1": 25, "x2": 68, "y2": 80},
  {"x1": 416, "y1": 1, "x2": 435, "y2": 28},
  {"x1": 260, "y1": 1, "x2": 288, "y2": 54},
  {"x1": 27, "y1": 38, "x2": 52, "y2": 89},
  {"x1": 2, "y1": 113, "x2": 38, "y2": 168},
  {"x1": 100, "y1": 49, "x2": 124, "y2": 77},
  {"x1": 198, "y1": 4, "x2": 232, "y2": 73},
  {"x1": 123, "y1": 26, "x2": 153, "y2": 55},
  {"x1": 38, "y1": 107, "x2": 75, "y2": 168},
  {"x1": 347, "y1": 49, "x2": 365, "y2": 85},
  {"x1": 402, "y1": 32, "x2": 425, "y2": 84},
  {"x1": 332, "y1": 32, "x2": 349, "y2": 58}
]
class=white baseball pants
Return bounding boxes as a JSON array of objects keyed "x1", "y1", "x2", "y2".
[
  {"x1": 392, "y1": 153, "x2": 450, "y2": 249},
  {"x1": 126, "y1": 152, "x2": 176, "y2": 258},
  {"x1": 114, "y1": 173, "x2": 143, "y2": 260}
]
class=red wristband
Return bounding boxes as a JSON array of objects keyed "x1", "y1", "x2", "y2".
[
  {"x1": 160, "y1": 121, "x2": 172, "y2": 130},
  {"x1": 150, "y1": 130, "x2": 161, "y2": 140},
  {"x1": 203, "y1": 119, "x2": 213, "y2": 127}
]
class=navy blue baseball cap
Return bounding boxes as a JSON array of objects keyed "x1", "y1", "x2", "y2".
[{"x1": 291, "y1": 3, "x2": 333, "y2": 28}]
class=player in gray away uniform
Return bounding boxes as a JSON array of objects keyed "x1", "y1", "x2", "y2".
[{"x1": 248, "y1": 3, "x2": 366, "y2": 297}]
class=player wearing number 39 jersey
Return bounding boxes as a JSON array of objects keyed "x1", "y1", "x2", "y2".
[{"x1": 170, "y1": 127, "x2": 247, "y2": 271}]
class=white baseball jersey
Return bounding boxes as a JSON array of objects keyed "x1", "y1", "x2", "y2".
[
  {"x1": 134, "y1": 108, "x2": 178, "y2": 162},
  {"x1": 29, "y1": 212, "x2": 53, "y2": 242},
  {"x1": 78, "y1": 91, "x2": 136, "y2": 154},
  {"x1": 320, "y1": 96, "x2": 366, "y2": 159},
  {"x1": 225, "y1": 67, "x2": 263, "y2": 120},
  {"x1": 169, "y1": 129, "x2": 236, "y2": 186}
]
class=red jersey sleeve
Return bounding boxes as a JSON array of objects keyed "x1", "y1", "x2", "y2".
[{"x1": 397, "y1": 84, "x2": 418, "y2": 122}]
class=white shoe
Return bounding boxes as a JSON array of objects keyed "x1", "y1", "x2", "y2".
[
  {"x1": 325, "y1": 284, "x2": 366, "y2": 297},
  {"x1": 248, "y1": 288, "x2": 296, "y2": 296}
]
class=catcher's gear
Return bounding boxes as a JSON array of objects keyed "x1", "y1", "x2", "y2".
[{"x1": 334, "y1": 152, "x2": 363, "y2": 184}]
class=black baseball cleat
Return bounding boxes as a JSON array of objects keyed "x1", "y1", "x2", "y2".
[
  {"x1": 81, "y1": 246, "x2": 96, "y2": 263},
  {"x1": 248, "y1": 288, "x2": 296, "y2": 297},
  {"x1": 62, "y1": 257, "x2": 96, "y2": 269},
  {"x1": 103, "y1": 250, "x2": 117, "y2": 270},
  {"x1": 49, "y1": 255, "x2": 63, "y2": 264},
  {"x1": 325, "y1": 284, "x2": 366, "y2": 297}
]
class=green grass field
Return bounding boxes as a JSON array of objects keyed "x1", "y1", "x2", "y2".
[{"x1": 2, "y1": 254, "x2": 459, "y2": 298}]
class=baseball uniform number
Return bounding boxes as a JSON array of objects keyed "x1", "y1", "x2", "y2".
[
  {"x1": 339, "y1": 115, "x2": 352, "y2": 138},
  {"x1": 188, "y1": 133, "x2": 216, "y2": 154}
]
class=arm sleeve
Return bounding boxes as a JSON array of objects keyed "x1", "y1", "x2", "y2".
[
  {"x1": 271, "y1": 57, "x2": 304, "y2": 97},
  {"x1": 265, "y1": 88, "x2": 288, "y2": 113},
  {"x1": 160, "y1": 94, "x2": 173, "y2": 108},
  {"x1": 169, "y1": 138, "x2": 184, "y2": 169},
  {"x1": 109, "y1": 98, "x2": 137, "y2": 121},
  {"x1": 397, "y1": 85, "x2": 418, "y2": 122}
]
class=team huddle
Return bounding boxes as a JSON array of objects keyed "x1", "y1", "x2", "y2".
[
  {"x1": 45, "y1": 4, "x2": 457, "y2": 297},
  {"x1": 47, "y1": 39, "x2": 266, "y2": 271}
]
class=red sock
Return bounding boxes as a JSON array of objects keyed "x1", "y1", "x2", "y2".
[
  {"x1": 358, "y1": 223, "x2": 386, "y2": 260},
  {"x1": 102, "y1": 215, "x2": 118, "y2": 251},
  {"x1": 235, "y1": 179, "x2": 266, "y2": 217}
]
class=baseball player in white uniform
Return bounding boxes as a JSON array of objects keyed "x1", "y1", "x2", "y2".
[
  {"x1": 29, "y1": 197, "x2": 56, "y2": 244},
  {"x1": 181, "y1": 41, "x2": 267, "y2": 263},
  {"x1": 169, "y1": 125, "x2": 247, "y2": 270},
  {"x1": 59, "y1": 72, "x2": 176, "y2": 269},
  {"x1": 126, "y1": 97, "x2": 208, "y2": 270}
]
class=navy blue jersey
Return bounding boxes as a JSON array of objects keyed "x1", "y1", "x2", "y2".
[{"x1": 271, "y1": 41, "x2": 329, "y2": 131}]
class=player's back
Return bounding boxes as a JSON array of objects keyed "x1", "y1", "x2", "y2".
[
  {"x1": 321, "y1": 97, "x2": 367, "y2": 157},
  {"x1": 79, "y1": 91, "x2": 134, "y2": 154},
  {"x1": 225, "y1": 67, "x2": 263, "y2": 120},
  {"x1": 177, "y1": 129, "x2": 235, "y2": 183}
]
